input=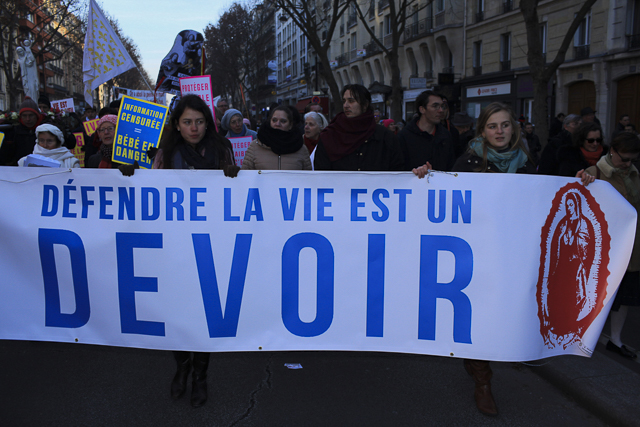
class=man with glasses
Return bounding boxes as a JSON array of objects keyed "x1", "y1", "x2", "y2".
[
  {"x1": 398, "y1": 90, "x2": 455, "y2": 171},
  {"x1": 538, "y1": 114, "x2": 582, "y2": 176}
]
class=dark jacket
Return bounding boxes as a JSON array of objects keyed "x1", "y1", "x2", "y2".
[
  {"x1": 557, "y1": 144, "x2": 608, "y2": 177},
  {"x1": 453, "y1": 151, "x2": 536, "y2": 174},
  {"x1": 538, "y1": 129, "x2": 573, "y2": 175},
  {"x1": 398, "y1": 117, "x2": 455, "y2": 171},
  {"x1": 314, "y1": 124, "x2": 404, "y2": 171},
  {"x1": 524, "y1": 132, "x2": 541, "y2": 162},
  {"x1": 549, "y1": 117, "x2": 563, "y2": 139},
  {"x1": 0, "y1": 124, "x2": 37, "y2": 166}
]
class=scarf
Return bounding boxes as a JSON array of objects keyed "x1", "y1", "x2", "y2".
[
  {"x1": 304, "y1": 135, "x2": 318, "y2": 153},
  {"x1": 257, "y1": 122, "x2": 304, "y2": 155},
  {"x1": 319, "y1": 111, "x2": 376, "y2": 162},
  {"x1": 98, "y1": 143, "x2": 113, "y2": 169},
  {"x1": 580, "y1": 146, "x2": 603, "y2": 166},
  {"x1": 32, "y1": 144, "x2": 76, "y2": 163},
  {"x1": 604, "y1": 154, "x2": 640, "y2": 206},
  {"x1": 469, "y1": 137, "x2": 528, "y2": 173},
  {"x1": 176, "y1": 138, "x2": 220, "y2": 169}
]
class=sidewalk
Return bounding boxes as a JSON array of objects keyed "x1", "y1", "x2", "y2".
[{"x1": 530, "y1": 336, "x2": 640, "y2": 427}]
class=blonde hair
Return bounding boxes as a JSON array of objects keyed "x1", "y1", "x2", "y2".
[{"x1": 472, "y1": 102, "x2": 533, "y2": 171}]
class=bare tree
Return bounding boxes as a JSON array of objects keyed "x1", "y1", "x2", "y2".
[
  {"x1": 352, "y1": 0, "x2": 422, "y2": 121},
  {"x1": 0, "y1": 0, "x2": 86, "y2": 109},
  {"x1": 520, "y1": 0, "x2": 598, "y2": 144},
  {"x1": 268, "y1": 0, "x2": 351, "y2": 114}
]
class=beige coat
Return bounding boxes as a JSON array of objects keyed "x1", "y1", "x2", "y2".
[
  {"x1": 587, "y1": 156, "x2": 640, "y2": 271},
  {"x1": 241, "y1": 139, "x2": 311, "y2": 170}
]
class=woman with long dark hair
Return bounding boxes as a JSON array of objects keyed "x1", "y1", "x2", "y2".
[
  {"x1": 557, "y1": 122, "x2": 607, "y2": 177},
  {"x1": 152, "y1": 95, "x2": 238, "y2": 408}
]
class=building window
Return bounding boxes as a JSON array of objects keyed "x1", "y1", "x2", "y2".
[
  {"x1": 500, "y1": 33, "x2": 511, "y2": 71},
  {"x1": 436, "y1": 0, "x2": 444, "y2": 12},
  {"x1": 628, "y1": 0, "x2": 640, "y2": 48},
  {"x1": 473, "y1": 41, "x2": 482, "y2": 76},
  {"x1": 476, "y1": 0, "x2": 484, "y2": 22},
  {"x1": 574, "y1": 12, "x2": 591, "y2": 59},
  {"x1": 540, "y1": 22, "x2": 547, "y2": 61}
]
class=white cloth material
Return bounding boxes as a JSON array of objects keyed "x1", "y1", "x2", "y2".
[
  {"x1": 18, "y1": 144, "x2": 80, "y2": 168},
  {"x1": 82, "y1": 0, "x2": 136, "y2": 107},
  {"x1": 35, "y1": 124, "x2": 65, "y2": 146}
]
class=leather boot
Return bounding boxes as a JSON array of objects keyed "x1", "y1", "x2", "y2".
[
  {"x1": 191, "y1": 352, "x2": 210, "y2": 408},
  {"x1": 170, "y1": 351, "x2": 191, "y2": 400},
  {"x1": 464, "y1": 359, "x2": 498, "y2": 416}
]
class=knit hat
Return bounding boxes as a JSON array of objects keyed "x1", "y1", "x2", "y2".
[
  {"x1": 243, "y1": 118, "x2": 251, "y2": 126},
  {"x1": 35, "y1": 124, "x2": 65, "y2": 147},
  {"x1": 38, "y1": 94, "x2": 51, "y2": 108},
  {"x1": 19, "y1": 97, "x2": 41, "y2": 116},
  {"x1": 382, "y1": 119, "x2": 395, "y2": 128},
  {"x1": 97, "y1": 114, "x2": 118, "y2": 130},
  {"x1": 221, "y1": 109, "x2": 243, "y2": 130}
]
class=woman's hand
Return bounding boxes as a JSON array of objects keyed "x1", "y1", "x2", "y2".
[
  {"x1": 575, "y1": 169, "x2": 595, "y2": 186},
  {"x1": 223, "y1": 165, "x2": 241, "y2": 178},
  {"x1": 119, "y1": 160, "x2": 139, "y2": 177},
  {"x1": 412, "y1": 162, "x2": 433, "y2": 179}
]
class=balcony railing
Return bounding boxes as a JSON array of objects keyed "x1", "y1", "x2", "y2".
[
  {"x1": 574, "y1": 45, "x2": 590, "y2": 59},
  {"x1": 46, "y1": 63, "x2": 64, "y2": 75},
  {"x1": 628, "y1": 34, "x2": 640, "y2": 49},
  {"x1": 424, "y1": 70, "x2": 434, "y2": 80},
  {"x1": 503, "y1": 0, "x2": 513, "y2": 13},
  {"x1": 351, "y1": 49, "x2": 358, "y2": 60},
  {"x1": 476, "y1": 11, "x2": 484, "y2": 23},
  {"x1": 336, "y1": 53, "x2": 349, "y2": 67},
  {"x1": 501, "y1": 60, "x2": 511, "y2": 71},
  {"x1": 404, "y1": 17, "x2": 433, "y2": 41},
  {"x1": 50, "y1": 83, "x2": 67, "y2": 93},
  {"x1": 364, "y1": 40, "x2": 382, "y2": 57},
  {"x1": 442, "y1": 66, "x2": 454, "y2": 73},
  {"x1": 473, "y1": 66, "x2": 482, "y2": 76},
  {"x1": 347, "y1": 13, "x2": 357, "y2": 28},
  {"x1": 435, "y1": 12, "x2": 445, "y2": 27}
]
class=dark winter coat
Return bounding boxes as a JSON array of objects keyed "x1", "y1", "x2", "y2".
[
  {"x1": 557, "y1": 144, "x2": 608, "y2": 177},
  {"x1": 452, "y1": 151, "x2": 537, "y2": 174},
  {"x1": 397, "y1": 117, "x2": 455, "y2": 171},
  {"x1": 0, "y1": 124, "x2": 37, "y2": 166},
  {"x1": 538, "y1": 129, "x2": 573, "y2": 175},
  {"x1": 314, "y1": 124, "x2": 404, "y2": 171}
]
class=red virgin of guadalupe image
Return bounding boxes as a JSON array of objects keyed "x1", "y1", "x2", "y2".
[{"x1": 537, "y1": 183, "x2": 610, "y2": 350}]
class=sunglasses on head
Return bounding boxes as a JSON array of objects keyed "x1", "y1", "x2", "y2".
[{"x1": 585, "y1": 137, "x2": 603, "y2": 144}]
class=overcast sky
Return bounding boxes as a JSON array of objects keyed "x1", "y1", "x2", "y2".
[{"x1": 98, "y1": 0, "x2": 233, "y2": 86}]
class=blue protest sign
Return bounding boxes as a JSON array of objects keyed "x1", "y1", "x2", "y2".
[{"x1": 112, "y1": 95, "x2": 169, "y2": 169}]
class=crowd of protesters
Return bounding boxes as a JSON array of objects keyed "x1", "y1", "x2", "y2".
[{"x1": 1, "y1": 86, "x2": 638, "y2": 415}]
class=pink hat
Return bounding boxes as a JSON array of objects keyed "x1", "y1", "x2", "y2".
[
  {"x1": 97, "y1": 114, "x2": 117, "y2": 130},
  {"x1": 243, "y1": 118, "x2": 251, "y2": 126}
]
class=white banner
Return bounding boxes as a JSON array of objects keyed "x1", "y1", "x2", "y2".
[
  {"x1": 0, "y1": 168, "x2": 635, "y2": 361},
  {"x1": 51, "y1": 98, "x2": 75, "y2": 113}
]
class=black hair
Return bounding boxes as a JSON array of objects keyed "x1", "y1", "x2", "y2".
[
  {"x1": 341, "y1": 84, "x2": 372, "y2": 113},
  {"x1": 415, "y1": 90, "x2": 443, "y2": 117},
  {"x1": 572, "y1": 122, "x2": 603, "y2": 149},
  {"x1": 161, "y1": 94, "x2": 233, "y2": 169}
]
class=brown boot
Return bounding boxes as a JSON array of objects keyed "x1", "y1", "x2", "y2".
[{"x1": 464, "y1": 359, "x2": 498, "y2": 416}]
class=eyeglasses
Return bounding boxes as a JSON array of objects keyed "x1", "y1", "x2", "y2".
[
  {"x1": 99, "y1": 126, "x2": 115, "y2": 134},
  {"x1": 613, "y1": 148, "x2": 639, "y2": 163},
  {"x1": 585, "y1": 137, "x2": 603, "y2": 144},
  {"x1": 428, "y1": 103, "x2": 446, "y2": 111}
]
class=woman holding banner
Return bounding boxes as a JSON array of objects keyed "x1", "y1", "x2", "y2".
[
  {"x1": 241, "y1": 105, "x2": 311, "y2": 170},
  {"x1": 446, "y1": 102, "x2": 594, "y2": 416},
  {"x1": 587, "y1": 132, "x2": 640, "y2": 360},
  {"x1": 152, "y1": 94, "x2": 238, "y2": 407},
  {"x1": 87, "y1": 115, "x2": 119, "y2": 168}
]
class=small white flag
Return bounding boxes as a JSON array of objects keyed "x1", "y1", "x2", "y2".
[{"x1": 82, "y1": 0, "x2": 136, "y2": 107}]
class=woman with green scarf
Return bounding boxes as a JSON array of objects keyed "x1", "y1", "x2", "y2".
[
  {"x1": 586, "y1": 132, "x2": 640, "y2": 360},
  {"x1": 450, "y1": 102, "x2": 593, "y2": 417}
]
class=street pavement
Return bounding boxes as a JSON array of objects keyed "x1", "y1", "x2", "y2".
[{"x1": 0, "y1": 307, "x2": 638, "y2": 426}]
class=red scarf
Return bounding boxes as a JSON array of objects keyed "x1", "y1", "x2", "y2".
[
  {"x1": 319, "y1": 111, "x2": 376, "y2": 162},
  {"x1": 303, "y1": 135, "x2": 318, "y2": 153},
  {"x1": 580, "y1": 145, "x2": 603, "y2": 166}
]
